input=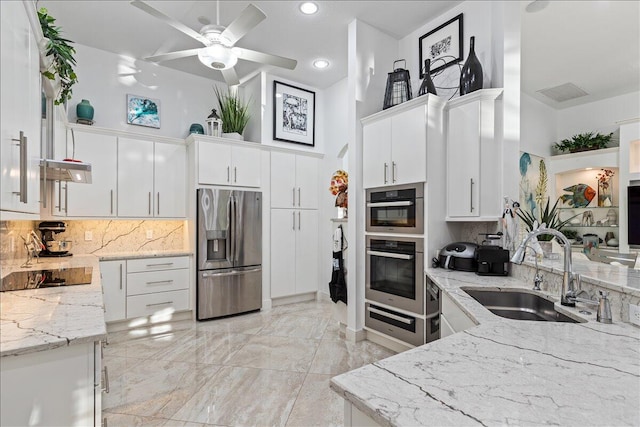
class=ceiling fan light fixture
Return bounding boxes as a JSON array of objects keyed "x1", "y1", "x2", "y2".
[
  {"x1": 313, "y1": 59, "x2": 329, "y2": 69},
  {"x1": 198, "y1": 44, "x2": 238, "y2": 70},
  {"x1": 299, "y1": 2, "x2": 318, "y2": 15}
]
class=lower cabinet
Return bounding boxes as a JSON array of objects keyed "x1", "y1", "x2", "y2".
[
  {"x1": 100, "y1": 256, "x2": 190, "y2": 322},
  {"x1": 440, "y1": 291, "x2": 475, "y2": 338},
  {"x1": 270, "y1": 209, "x2": 318, "y2": 298},
  {"x1": 0, "y1": 340, "x2": 104, "y2": 427}
]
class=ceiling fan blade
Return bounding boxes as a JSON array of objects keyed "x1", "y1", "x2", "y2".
[
  {"x1": 221, "y1": 4, "x2": 266, "y2": 45},
  {"x1": 221, "y1": 68, "x2": 240, "y2": 87},
  {"x1": 130, "y1": 0, "x2": 209, "y2": 45},
  {"x1": 145, "y1": 48, "x2": 200, "y2": 62},
  {"x1": 235, "y1": 47, "x2": 297, "y2": 70}
]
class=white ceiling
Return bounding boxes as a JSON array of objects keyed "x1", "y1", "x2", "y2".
[{"x1": 39, "y1": 1, "x2": 640, "y2": 109}]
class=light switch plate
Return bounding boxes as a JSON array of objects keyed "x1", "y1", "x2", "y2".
[
  {"x1": 146, "y1": 230, "x2": 153, "y2": 239},
  {"x1": 84, "y1": 231, "x2": 93, "y2": 241},
  {"x1": 629, "y1": 303, "x2": 640, "y2": 327}
]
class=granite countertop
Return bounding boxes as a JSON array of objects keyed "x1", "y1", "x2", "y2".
[
  {"x1": 330, "y1": 268, "x2": 640, "y2": 426},
  {"x1": 0, "y1": 255, "x2": 107, "y2": 357},
  {"x1": 97, "y1": 249, "x2": 193, "y2": 261}
]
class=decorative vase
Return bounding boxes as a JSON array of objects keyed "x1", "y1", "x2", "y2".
[
  {"x1": 76, "y1": 99, "x2": 94, "y2": 121},
  {"x1": 222, "y1": 132, "x2": 244, "y2": 141},
  {"x1": 189, "y1": 123, "x2": 204, "y2": 134},
  {"x1": 459, "y1": 36, "x2": 483, "y2": 96},
  {"x1": 598, "y1": 180, "x2": 613, "y2": 207},
  {"x1": 417, "y1": 59, "x2": 437, "y2": 96}
]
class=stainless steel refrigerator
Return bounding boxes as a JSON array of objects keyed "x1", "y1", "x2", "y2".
[{"x1": 197, "y1": 188, "x2": 262, "y2": 320}]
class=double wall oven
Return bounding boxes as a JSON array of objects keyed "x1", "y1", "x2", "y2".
[{"x1": 364, "y1": 185, "x2": 440, "y2": 347}]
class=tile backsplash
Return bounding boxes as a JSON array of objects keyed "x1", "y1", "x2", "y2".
[{"x1": 0, "y1": 219, "x2": 187, "y2": 260}]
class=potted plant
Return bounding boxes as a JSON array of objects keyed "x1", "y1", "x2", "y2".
[
  {"x1": 213, "y1": 86, "x2": 251, "y2": 140},
  {"x1": 516, "y1": 197, "x2": 579, "y2": 255},
  {"x1": 38, "y1": 8, "x2": 78, "y2": 106},
  {"x1": 553, "y1": 131, "x2": 613, "y2": 154}
]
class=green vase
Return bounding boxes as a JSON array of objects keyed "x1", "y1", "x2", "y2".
[{"x1": 76, "y1": 99, "x2": 94, "y2": 120}]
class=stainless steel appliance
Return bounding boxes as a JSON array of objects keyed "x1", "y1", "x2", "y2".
[
  {"x1": 38, "y1": 221, "x2": 73, "y2": 257},
  {"x1": 197, "y1": 188, "x2": 262, "y2": 320},
  {"x1": 366, "y1": 183, "x2": 424, "y2": 234},
  {"x1": 366, "y1": 236, "x2": 424, "y2": 314}
]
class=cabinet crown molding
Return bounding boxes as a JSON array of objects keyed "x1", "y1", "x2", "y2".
[
  {"x1": 361, "y1": 93, "x2": 447, "y2": 125},
  {"x1": 68, "y1": 123, "x2": 184, "y2": 145},
  {"x1": 445, "y1": 88, "x2": 504, "y2": 110}
]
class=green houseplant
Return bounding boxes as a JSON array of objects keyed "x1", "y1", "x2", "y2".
[
  {"x1": 38, "y1": 8, "x2": 78, "y2": 105},
  {"x1": 516, "y1": 197, "x2": 577, "y2": 241},
  {"x1": 213, "y1": 86, "x2": 251, "y2": 137},
  {"x1": 553, "y1": 131, "x2": 613, "y2": 154}
]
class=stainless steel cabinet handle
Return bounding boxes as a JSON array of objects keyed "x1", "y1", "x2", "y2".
[
  {"x1": 145, "y1": 262, "x2": 174, "y2": 267},
  {"x1": 383, "y1": 163, "x2": 388, "y2": 184},
  {"x1": 292, "y1": 211, "x2": 295, "y2": 230},
  {"x1": 392, "y1": 162, "x2": 397, "y2": 183},
  {"x1": 470, "y1": 178, "x2": 474, "y2": 213},
  {"x1": 367, "y1": 306, "x2": 414, "y2": 324},
  {"x1": 57, "y1": 180, "x2": 62, "y2": 212},
  {"x1": 102, "y1": 366, "x2": 110, "y2": 393},
  {"x1": 366, "y1": 250, "x2": 414, "y2": 260},
  {"x1": 148, "y1": 192, "x2": 151, "y2": 215},
  {"x1": 145, "y1": 280, "x2": 174, "y2": 285},
  {"x1": 146, "y1": 301, "x2": 173, "y2": 307},
  {"x1": 110, "y1": 190, "x2": 114, "y2": 215},
  {"x1": 234, "y1": 166, "x2": 237, "y2": 183},
  {"x1": 298, "y1": 211, "x2": 301, "y2": 230},
  {"x1": 298, "y1": 188, "x2": 301, "y2": 206},
  {"x1": 366, "y1": 201, "x2": 413, "y2": 208},
  {"x1": 64, "y1": 183, "x2": 68, "y2": 213},
  {"x1": 157, "y1": 192, "x2": 160, "y2": 215},
  {"x1": 227, "y1": 166, "x2": 230, "y2": 182},
  {"x1": 11, "y1": 132, "x2": 27, "y2": 203},
  {"x1": 292, "y1": 187, "x2": 296, "y2": 206},
  {"x1": 119, "y1": 264, "x2": 123, "y2": 290}
]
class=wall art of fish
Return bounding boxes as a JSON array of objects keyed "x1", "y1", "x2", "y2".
[{"x1": 559, "y1": 184, "x2": 596, "y2": 207}]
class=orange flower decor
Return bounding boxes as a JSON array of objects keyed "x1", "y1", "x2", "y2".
[{"x1": 329, "y1": 170, "x2": 348, "y2": 208}]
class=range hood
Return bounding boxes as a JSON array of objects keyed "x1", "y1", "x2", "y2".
[{"x1": 40, "y1": 159, "x2": 92, "y2": 183}]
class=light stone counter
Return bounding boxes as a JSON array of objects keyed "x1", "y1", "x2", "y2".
[
  {"x1": 331, "y1": 268, "x2": 640, "y2": 426},
  {"x1": 0, "y1": 255, "x2": 107, "y2": 357},
  {"x1": 96, "y1": 249, "x2": 193, "y2": 261}
]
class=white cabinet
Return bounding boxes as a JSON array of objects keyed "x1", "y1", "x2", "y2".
[
  {"x1": 63, "y1": 130, "x2": 118, "y2": 217},
  {"x1": 440, "y1": 291, "x2": 475, "y2": 338},
  {"x1": 117, "y1": 137, "x2": 186, "y2": 218},
  {"x1": 198, "y1": 139, "x2": 261, "y2": 187},
  {"x1": 271, "y1": 151, "x2": 319, "y2": 209},
  {"x1": 446, "y1": 89, "x2": 503, "y2": 220},
  {"x1": 270, "y1": 209, "x2": 319, "y2": 298},
  {"x1": 100, "y1": 260, "x2": 126, "y2": 322},
  {"x1": 0, "y1": 341, "x2": 102, "y2": 427},
  {"x1": 0, "y1": 0, "x2": 41, "y2": 215},
  {"x1": 362, "y1": 96, "x2": 444, "y2": 189}
]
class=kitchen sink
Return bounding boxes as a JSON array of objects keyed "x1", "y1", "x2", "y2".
[{"x1": 461, "y1": 287, "x2": 585, "y2": 323}]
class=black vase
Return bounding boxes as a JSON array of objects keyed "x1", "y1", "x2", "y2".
[
  {"x1": 418, "y1": 59, "x2": 437, "y2": 96},
  {"x1": 459, "y1": 36, "x2": 483, "y2": 96}
]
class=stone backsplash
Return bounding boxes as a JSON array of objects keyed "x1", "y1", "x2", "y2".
[{"x1": 0, "y1": 220, "x2": 38, "y2": 262}]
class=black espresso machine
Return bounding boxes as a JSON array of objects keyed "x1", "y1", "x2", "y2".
[{"x1": 38, "y1": 221, "x2": 73, "y2": 257}]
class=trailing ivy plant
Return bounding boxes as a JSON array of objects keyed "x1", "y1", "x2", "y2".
[{"x1": 38, "y1": 8, "x2": 78, "y2": 105}]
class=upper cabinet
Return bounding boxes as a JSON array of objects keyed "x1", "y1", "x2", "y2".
[
  {"x1": 362, "y1": 95, "x2": 445, "y2": 189},
  {"x1": 196, "y1": 139, "x2": 261, "y2": 188},
  {"x1": 446, "y1": 89, "x2": 503, "y2": 221},
  {"x1": 271, "y1": 151, "x2": 319, "y2": 209},
  {"x1": 0, "y1": 1, "x2": 41, "y2": 215}
]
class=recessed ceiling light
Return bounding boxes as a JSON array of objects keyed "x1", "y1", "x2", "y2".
[
  {"x1": 299, "y1": 2, "x2": 318, "y2": 15},
  {"x1": 313, "y1": 59, "x2": 329, "y2": 69}
]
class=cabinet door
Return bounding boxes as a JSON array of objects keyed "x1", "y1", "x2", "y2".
[
  {"x1": 198, "y1": 141, "x2": 232, "y2": 185},
  {"x1": 295, "y1": 209, "x2": 319, "y2": 294},
  {"x1": 270, "y1": 209, "x2": 297, "y2": 298},
  {"x1": 0, "y1": 1, "x2": 40, "y2": 214},
  {"x1": 154, "y1": 142, "x2": 186, "y2": 218},
  {"x1": 362, "y1": 118, "x2": 392, "y2": 188},
  {"x1": 447, "y1": 102, "x2": 480, "y2": 217},
  {"x1": 100, "y1": 260, "x2": 126, "y2": 322},
  {"x1": 295, "y1": 155, "x2": 319, "y2": 209},
  {"x1": 391, "y1": 106, "x2": 427, "y2": 185},
  {"x1": 232, "y1": 145, "x2": 261, "y2": 187},
  {"x1": 118, "y1": 137, "x2": 154, "y2": 217},
  {"x1": 66, "y1": 131, "x2": 117, "y2": 217},
  {"x1": 270, "y1": 152, "x2": 297, "y2": 208}
]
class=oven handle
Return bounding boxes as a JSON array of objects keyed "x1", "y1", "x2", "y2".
[
  {"x1": 366, "y1": 201, "x2": 413, "y2": 208},
  {"x1": 368, "y1": 306, "x2": 414, "y2": 325},
  {"x1": 367, "y1": 250, "x2": 414, "y2": 260}
]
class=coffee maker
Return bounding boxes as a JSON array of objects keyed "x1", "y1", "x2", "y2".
[{"x1": 38, "y1": 221, "x2": 73, "y2": 257}]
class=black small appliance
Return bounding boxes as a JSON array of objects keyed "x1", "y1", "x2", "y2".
[
  {"x1": 435, "y1": 242, "x2": 478, "y2": 272},
  {"x1": 475, "y1": 246, "x2": 510, "y2": 276},
  {"x1": 38, "y1": 221, "x2": 73, "y2": 257}
]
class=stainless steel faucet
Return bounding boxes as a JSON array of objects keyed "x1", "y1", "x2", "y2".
[{"x1": 511, "y1": 224, "x2": 578, "y2": 306}]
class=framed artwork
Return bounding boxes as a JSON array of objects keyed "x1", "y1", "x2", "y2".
[
  {"x1": 273, "y1": 80, "x2": 315, "y2": 146},
  {"x1": 126, "y1": 94, "x2": 160, "y2": 128},
  {"x1": 418, "y1": 13, "x2": 463, "y2": 78}
]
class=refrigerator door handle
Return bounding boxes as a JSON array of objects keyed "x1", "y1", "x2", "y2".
[
  {"x1": 228, "y1": 195, "x2": 234, "y2": 266},
  {"x1": 202, "y1": 267, "x2": 262, "y2": 278}
]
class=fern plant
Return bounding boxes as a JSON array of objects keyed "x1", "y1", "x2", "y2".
[{"x1": 213, "y1": 86, "x2": 251, "y2": 134}]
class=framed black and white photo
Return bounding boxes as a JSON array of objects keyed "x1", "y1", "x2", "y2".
[
  {"x1": 418, "y1": 13, "x2": 463, "y2": 78},
  {"x1": 126, "y1": 94, "x2": 160, "y2": 128},
  {"x1": 273, "y1": 81, "x2": 315, "y2": 146}
]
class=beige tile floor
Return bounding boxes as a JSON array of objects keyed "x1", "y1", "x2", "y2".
[{"x1": 103, "y1": 299, "x2": 395, "y2": 427}]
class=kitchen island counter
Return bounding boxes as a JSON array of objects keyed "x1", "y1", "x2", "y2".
[
  {"x1": 330, "y1": 268, "x2": 640, "y2": 426},
  {"x1": 96, "y1": 249, "x2": 193, "y2": 261},
  {"x1": 0, "y1": 254, "x2": 107, "y2": 357}
]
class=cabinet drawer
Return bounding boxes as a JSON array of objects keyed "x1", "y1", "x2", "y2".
[
  {"x1": 126, "y1": 289, "x2": 189, "y2": 318},
  {"x1": 127, "y1": 256, "x2": 189, "y2": 273},
  {"x1": 126, "y1": 269, "x2": 189, "y2": 296}
]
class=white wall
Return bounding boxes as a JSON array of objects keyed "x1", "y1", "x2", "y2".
[
  {"x1": 243, "y1": 72, "x2": 266, "y2": 143},
  {"x1": 66, "y1": 44, "x2": 223, "y2": 139},
  {"x1": 521, "y1": 92, "x2": 558, "y2": 157}
]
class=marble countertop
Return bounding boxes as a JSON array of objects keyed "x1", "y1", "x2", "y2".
[
  {"x1": 0, "y1": 255, "x2": 107, "y2": 357},
  {"x1": 330, "y1": 269, "x2": 640, "y2": 426},
  {"x1": 97, "y1": 250, "x2": 193, "y2": 260}
]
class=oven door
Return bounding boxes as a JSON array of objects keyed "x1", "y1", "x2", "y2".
[
  {"x1": 366, "y1": 183, "x2": 424, "y2": 234},
  {"x1": 365, "y1": 236, "x2": 424, "y2": 314},
  {"x1": 365, "y1": 303, "x2": 425, "y2": 347}
]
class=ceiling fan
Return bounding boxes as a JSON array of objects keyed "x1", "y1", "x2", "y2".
[{"x1": 130, "y1": 0, "x2": 297, "y2": 86}]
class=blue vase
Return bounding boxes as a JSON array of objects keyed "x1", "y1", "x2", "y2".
[
  {"x1": 189, "y1": 123, "x2": 205, "y2": 134},
  {"x1": 76, "y1": 99, "x2": 94, "y2": 120}
]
